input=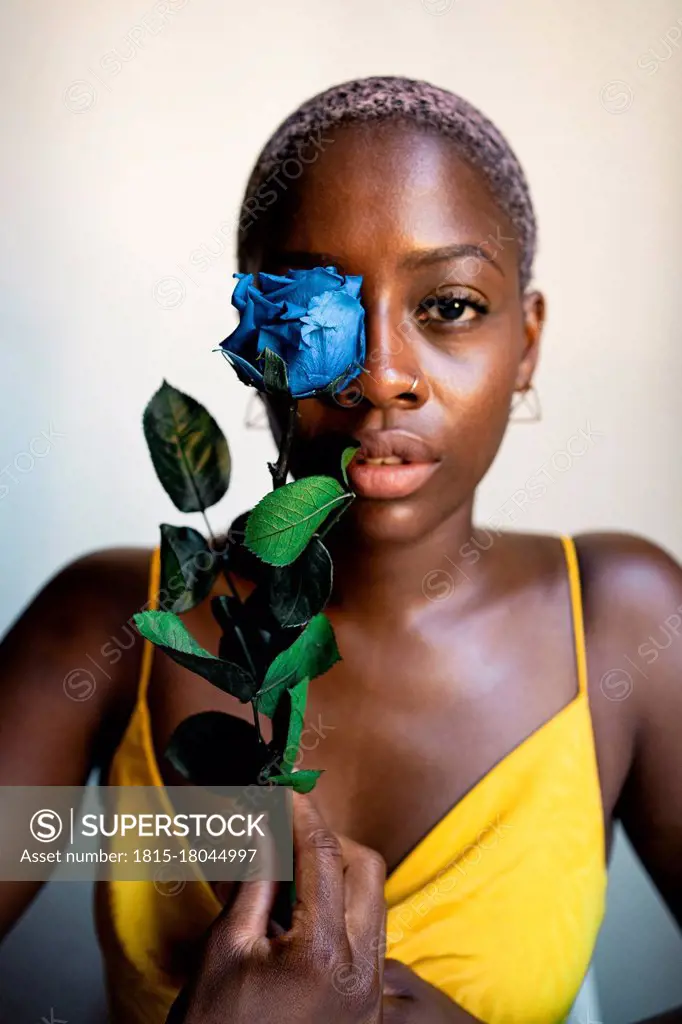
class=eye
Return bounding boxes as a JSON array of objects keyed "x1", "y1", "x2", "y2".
[{"x1": 414, "y1": 288, "x2": 489, "y2": 327}]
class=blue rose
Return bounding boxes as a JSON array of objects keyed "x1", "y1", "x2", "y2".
[{"x1": 219, "y1": 266, "x2": 366, "y2": 398}]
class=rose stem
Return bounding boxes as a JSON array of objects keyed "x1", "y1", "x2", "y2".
[
  {"x1": 269, "y1": 400, "x2": 298, "y2": 489},
  {"x1": 200, "y1": 510, "x2": 242, "y2": 606},
  {"x1": 250, "y1": 698, "x2": 264, "y2": 746},
  {"x1": 316, "y1": 495, "x2": 354, "y2": 541},
  {"x1": 175, "y1": 436, "x2": 243, "y2": 609},
  {"x1": 200, "y1": 509, "x2": 265, "y2": 746}
]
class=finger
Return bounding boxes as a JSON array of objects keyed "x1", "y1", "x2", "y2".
[
  {"x1": 221, "y1": 819, "x2": 279, "y2": 952},
  {"x1": 213, "y1": 880, "x2": 237, "y2": 907},
  {"x1": 210, "y1": 811, "x2": 274, "y2": 909},
  {"x1": 267, "y1": 916, "x2": 287, "y2": 939},
  {"x1": 383, "y1": 958, "x2": 418, "y2": 998},
  {"x1": 382, "y1": 995, "x2": 412, "y2": 1024},
  {"x1": 382, "y1": 993, "x2": 411, "y2": 1024},
  {"x1": 290, "y1": 791, "x2": 347, "y2": 948},
  {"x1": 382, "y1": 962, "x2": 421, "y2": 1024},
  {"x1": 216, "y1": 877, "x2": 278, "y2": 956},
  {"x1": 337, "y1": 833, "x2": 387, "y2": 987},
  {"x1": 383, "y1": 960, "x2": 456, "y2": 1018}
]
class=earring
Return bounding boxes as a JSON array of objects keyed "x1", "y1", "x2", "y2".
[
  {"x1": 510, "y1": 384, "x2": 542, "y2": 423},
  {"x1": 244, "y1": 392, "x2": 269, "y2": 430}
]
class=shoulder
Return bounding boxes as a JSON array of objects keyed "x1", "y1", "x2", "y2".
[
  {"x1": 0, "y1": 546, "x2": 157, "y2": 783},
  {"x1": 572, "y1": 529, "x2": 682, "y2": 734},
  {"x1": 572, "y1": 533, "x2": 682, "y2": 914},
  {"x1": 35, "y1": 545, "x2": 156, "y2": 640},
  {"x1": 572, "y1": 530, "x2": 682, "y2": 633},
  {"x1": 44, "y1": 545, "x2": 156, "y2": 606},
  {"x1": 51, "y1": 542, "x2": 157, "y2": 655},
  {"x1": 8, "y1": 545, "x2": 156, "y2": 708}
]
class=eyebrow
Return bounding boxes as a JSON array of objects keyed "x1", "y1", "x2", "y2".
[
  {"x1": 401, "y1": 244, "x2": 505, "y2": 276},
  {"x1": 270, "y1": 243, "x2": 505, "y2": 277}
]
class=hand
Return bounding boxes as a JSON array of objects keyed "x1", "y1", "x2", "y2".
[
  {"x1": 167, "y1": 791, "x2": 387, "y2": 1024},
  {"x1": 383, "y1": 959, "x2": 481, "y2": 1023}
]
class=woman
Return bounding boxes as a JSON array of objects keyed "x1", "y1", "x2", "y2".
[{"x1": 1, "y1": 76, "x2": 681, "y2": 1023}]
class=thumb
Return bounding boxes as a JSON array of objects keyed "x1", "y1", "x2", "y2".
[
  {"x1": 209, "y1": 877, "x2": 278, "y2": 959},
  {"x1": 214, "y1": 808, "x2": 280, "y2": 956},
  {"x1": 166, "y1": 878, "x2": 278, "y2": 1024}
]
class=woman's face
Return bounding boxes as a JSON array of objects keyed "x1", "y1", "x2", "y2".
[{"x1": 257, "y1": 122, "x2": 544, "y2": 545}]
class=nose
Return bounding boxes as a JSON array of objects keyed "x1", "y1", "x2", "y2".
[{"x1": 336, "y1": 299, "x2": 428, "y2": 411}]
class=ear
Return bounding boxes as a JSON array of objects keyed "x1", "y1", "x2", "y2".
[{"x1": 515, "y1": 290, "x2": 545, "y2": 390}]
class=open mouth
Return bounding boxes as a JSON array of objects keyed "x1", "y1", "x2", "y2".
[
  {"x1": 347, "y1": 432, "x2": 441, "y2": 499},
  {"x1": 355, "y1": 455, "x2": 410, "y2": 466}
]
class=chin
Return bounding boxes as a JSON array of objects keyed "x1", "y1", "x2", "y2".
[{"x1": 345, "y1": 497, "x2": 435, "y2": 546}]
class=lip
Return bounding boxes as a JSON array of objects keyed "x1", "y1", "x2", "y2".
[
  {"x1": 347, "y1": 459, "x2": 439, "y2": 499},
  {"x1": 352, "y1": 429, "x2": 440, "y2": 463},
  {"x1": 347, "y1": 429, "x2": 442, "y2": 499}
]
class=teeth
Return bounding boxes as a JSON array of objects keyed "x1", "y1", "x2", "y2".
[{"x1": 363, "y1": 456, "x2": 405, "y2": 465}]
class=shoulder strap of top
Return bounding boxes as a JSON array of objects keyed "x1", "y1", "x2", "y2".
[
  {"x1": 137, "y1": 545, "x2": 161, "y2": 704},
  {"x1": 560, "y1": 535, "x2": 588, "y2": 697},
  {"x1": 139, "y1": 540, "x2": 590, "y2": 699}
]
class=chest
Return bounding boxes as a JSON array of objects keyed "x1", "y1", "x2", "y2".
[{"x1": 143, "y1": 594, "x2": 613, "y2": 874}]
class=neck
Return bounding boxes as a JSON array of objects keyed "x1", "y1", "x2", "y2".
[{"x1": 324, "y1": 496, "x2": 487, "y2": 616}]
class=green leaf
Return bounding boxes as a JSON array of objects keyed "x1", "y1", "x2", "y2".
[
  {"x1": 340, "y1": 444, "x2": 360, "y2": 487},
  {"x1": 255, "y1": 613, "x2": 340, "y2": 717},
  {"x1": 159, "y1": 524, "x2": 220, "y2": 613},
  {"x1": 268, "y1": 769, "x2": 323, "y2": 794},
  {"x1": 263, "y1": 348, "x2": 289, "y2": 395},
  {"x1": 269, "y1": 536, "x2": 333, "y2": 628},
  {"x1": 133, "y1": 610, "x2": 255, "y2": 702},
  {"x1": 143, "y1": 380, "x2": 231, "y2": 512},
  {"x1": 226, "y1": 509, "x2": 269, "y2": 584},
  {"x1": 282, "y1": 677, "x2": 309, "y2": 773},
  {"x1": 166, "y1": 711, "x2": 269, "y2": 786},
  {"x1": 245, "y1": 476, "x2": 351, "y2": 566}
]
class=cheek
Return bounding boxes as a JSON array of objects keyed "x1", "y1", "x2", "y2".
[
  {"x1": 267, "y1": 394, "x2": 342, "y2": 443},
  {"x1": 427, "y1": 303, "x2": 523, "y2": 394},
  {"x1": 293, "y1": 395, "x2": 363, "y2": 445},
  {"x1": 428, "y1": 341, "x2": 517, "y2": 413},
  {"x1": 425, "y1": 335, "x2": 519, "y2": 471},
  {"x1": 294, "y1": 398, "x2": 331, "y2": 441}
]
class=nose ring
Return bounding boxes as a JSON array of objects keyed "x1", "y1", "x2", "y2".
[{"x1": 409, "y1": 374, "x2": 418, "y2": 393}]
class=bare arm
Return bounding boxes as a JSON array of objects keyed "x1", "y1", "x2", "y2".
[
  {"x1": 0, "y1": 547, "x2": 150, "y2": 938},
  {"x1": 578, "y1": 534, "x2": 682, "y2": 1024},
  {"x1": 620, "y1": 545, "x2": 682, "y2": 1023}
]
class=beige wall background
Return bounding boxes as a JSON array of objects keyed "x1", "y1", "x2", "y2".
[{"x1": 1, "y1": 0, "x2": 682, "y2": 1019}]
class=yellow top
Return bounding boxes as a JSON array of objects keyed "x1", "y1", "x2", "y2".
[{"x1": 96, "y1": 535, "x2": 606, "y2": 1024}]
